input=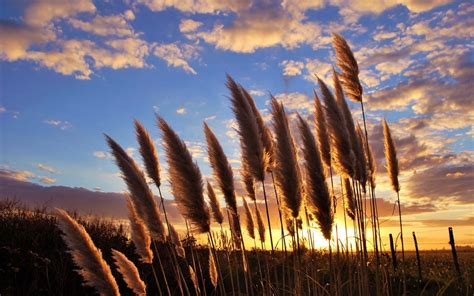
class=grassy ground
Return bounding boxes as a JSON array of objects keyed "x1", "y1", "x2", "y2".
[{"x1": 0, "y1": 200, "x2": 472, "y2": 295}]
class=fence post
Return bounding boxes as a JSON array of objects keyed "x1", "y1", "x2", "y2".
[
  {"x1": 412, "y1": 232, "x2": 422, "y2": 280},
  {"x1": 389, "y1": 233, "x2": 397, "y2": 271},
  {"x1": 448, "y1": 227, "x2": 461, "y2": 278}
]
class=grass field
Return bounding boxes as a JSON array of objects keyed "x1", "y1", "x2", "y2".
[{"x1": 1, "y1": 200, "x2": 472, "y2": 295}]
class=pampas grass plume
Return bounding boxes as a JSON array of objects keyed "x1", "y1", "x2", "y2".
[
  {"x1": 126, "y1": 196, "x2": 153, "y2": 264},
  {"x1": 207, "y1": 181, "x2": 224, "y2": 225},
  {"x1": 242, "y1": 197, "x2": 255, "y2": 239},
  {"x1": 106, "y1": 134, "x2": 165, "y2": 241},
  {"x1": 111, "y1": 249, "x2": 146, "y2": 296},
  {"x1": 158, "y1": 116, "x2": 210, "y2": 233},
  {"x1": 271, "y1": 97, "x2": 302, "y2": 219},
  {"x1": 135, "y1": 120, "x2": 161, "y2": 188},
  {"x1": 383, "y1": 119, "x2": 400, "y2": 192},
  {"x1": 55, "y1": 208, "x2": 120, "y2": 296},
  {"x1": 208, "y1": 249, "x2": 218, "y2": 288}
]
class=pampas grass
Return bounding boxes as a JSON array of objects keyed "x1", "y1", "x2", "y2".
[
  {"x1": 241, "y1": 161, "x2": 256, "y2": 202},
  {"x1": 204, "y1": 122, "x2": 238, "y2": 214},
  {"x1": 168, "y1": 224, "x2": 185, "y2": 258},
  {"x1": 106, "y1": 135, "x2": 165, "y2": 241},
  {"x1": 332, "y1": 32, "x2": 363, "y2": 103},
  {"x1": 242, "y1": 87, "x2": 275, "y2": 171},
  {"x1": 333, "y1": 69, "x2": 366, "y2": 186},
  {"x1": 227, "y1": 75, "x2": 265, "y2": 182},
  {"x1": 209, "y1": 249, "x2": 218, "y2": 288},
  {"x1": 111, "y1": 249, "x2": 146, "y2": 296},
  {"x1": 255, "y1": 205, "x2": 266, "y2": 243},
  {"x1": 271, "y1": 97, "x2": 302, "y2": 219},
  {"x1": 126, "y1": 196, "x2": 153, "y2": 264},
  {"x1": 314, "y1": 91, "x2": 331, "y2": 170},
  {"x1": 158, "y1": 116, "x2": 210, "y2": 234},
  {"x1": 342, "y1": 178, "x2": 356, "y2": 220},
  {"x1": 383, "y1": 119, "x2": 400, "y2": 193},
  {"x1": 316, "y1": 76, "x2": 355, "y2": 179},
  {"x1": 55, "y1": 208, "x2": 120, "y2": 296},
  {"x1": 135, "y1": 120, "x2": 161, "y2": 188},
  {"x1": 297, "y1": 114, "x2": 333, "y2": 240},
  {"x1": 207, "y1": 181, "x2": 224, "y2": 225},
  {"x1": 242, "y1": 197, "x2": 255, "y2": 240}
]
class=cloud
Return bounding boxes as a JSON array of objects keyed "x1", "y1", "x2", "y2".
[
  {"x1": 24, "y1": 0, "x2": 96, "y2": 27},
  {"x1": 249, "y1": 89, "x2": 265, "y2": 97},
  {"x1": 39, "y1": 176, "x2": 57, "y2": 184},
  {"x1": 136, "y1": 0, "x2": 250, "y2": 14},
  {"x1": 407, "y1": 164, "x2": 474, "y2": 204},
  {"x1": 0, "y1": 106, "x2": 5, "y2": 113},
  {"x1": 176, "y1": 107, "x2": 187, "y2": 114},
  {"x1": 93, "y1": 151, "x2": 110, "y2": 159},
  {"x1": 280, "y1": 60, "x2": 304, "y2": 76},
  {"x1": 69, "y1": 12, "x2": 136, "y2": 37},
  {"x1": 153, "y1": 43, "x2": 198, "y2": 74},
  {"x1": 272, "y1": 92, "x2": 312, "y2": 112},
  {"x1": 36, "y1": 163, "x2": 58, "y2": 174},
  {"x1": 179, "y1": 19, "x2": 203, "y2": 33},
  {"x1": 193, "y1": 2, "x2": 324, "y2": 53},
  {"x1": 0, "y1": 21, "x2": 55, "y2": 61},
  {"x1": 44, "y1": 119, "x2": 72, "y2": 130}
]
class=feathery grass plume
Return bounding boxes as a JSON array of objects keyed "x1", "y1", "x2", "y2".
[
  {"x1": 332, "y1": 32, "x2": 363, "y2": 103},
  {"x1": 333, "y1": 69, "x2": 366, "y2": 186},
  {"x1": 188, "y1": 265, "x2": 200, "y2": 294},
  {"x1": 207, "y1": 181, "x2": 224, "y2": 225},
  {"x1": 383, "y1": 119, "x2": 400, "y2": 192},
  {"x1": 242, "y1": 87, "x2": 275, "y2": 171},
  {"x1": 208, "y1": 249, "x2": 218, "y2": 288},
  {"x1": 314, "y1": 91, "x2": 331, "y2": 170},
  {"x1": 316, "y1": 76, "x2": 355, "y2": 179},
  {"x1": 168, "y1": 224, "x2": 185, "y2": 258},
  {"x1": 126, "y1": 196, "x2": 153, "y2": 264},
  {"x1": 342, "y1": 178, "x2": 356, "y2": 220},
  {"x1": 367, "y1": 137, "x2": 377, "y2": 189},
  {"x1": 135, "y1": 120, "x2": 160, "y2": 188},
  {"x1": 356, "y1": 123, "x2": 370, "y2": 187},
  {"x1": 241, "y1": 161, "x2": 256, "y2": 201},
  {"x1": 255, "y1": 205, "x2": 266, "y2": 243},
  {"x1": 227, "y1": 75, "x2": 265, "y2": 182},
  {"x1": 271, "y1": 97, "x2": 302, "y2": 219},
  {"x1": 242, "y1": 197, "x2": 255, "y2": 239},
  {"x1": 55, "y1": 208, "x2": 120, "y2": 296},
  {"x1": 286, "y1": 216, "x2": 295, "y2": 237},
  {"x1": 158, "y1": 116, "x2": 210, "y2": 233},
  {"x1": 297, "y1": 114, "x2": 333, "y2": 240},
  {"x1": 106, "y1": 135, "x2": 165, "y2": 240},
  {"x1": 203, "y1": 122, "x2": 238, "y2": 214},
  {"x1": 111, "y1": 249, "x2": 146, "y2": 296},
  {"x1": 229, "y1": 210, "x2": 243, "y2": 241}
]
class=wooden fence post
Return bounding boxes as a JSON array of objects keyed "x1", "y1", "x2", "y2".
[
  {"x1": 448, "y1": 227, "x2": 461, "y2": 278},
  {"x1": 412, "y1": 232, "x2": 422, "y2": 280},
  {"x1": 389, "y1": 233, "x2": 397, "y2": 271}
]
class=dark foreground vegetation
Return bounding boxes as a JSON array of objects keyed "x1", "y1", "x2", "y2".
[{"x1": 0, "y1": 200, "x2": 472, "y2": 295}]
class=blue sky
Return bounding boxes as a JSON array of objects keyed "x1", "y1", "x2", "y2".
[{"x1": 1, "y1": 0, "x2": 473, "y2": 246}]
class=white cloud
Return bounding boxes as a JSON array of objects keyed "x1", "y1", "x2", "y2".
[
  {"x1": 93, "y1": 151, "x2": 110, "y2": 159},
  {"x1": 176, "y1": 107, "x2": 187, "y2": 114},
  {"x1": 69, "y1": 12, "x2": 136, "y2": 37},
  {"x1": 249, "y1": 89, "x2": 265, "y2": 97},
  {"x1": 44, "y1": 119, "x2": 72, "y2": 130},
  {"x1": 153, "y1": 43, "x2": 198, "y2": 74},
  {"x1": 136, "y1": 0, "x2": 250, "y2": 14},
  {"x1": 179, "y1": 19, "x2": 203, "y2": 33},
  {"x1": 0, "y1": 106, "x2": 5, "y2": 113},
  {"x1": 24, "y1": 0, "x2": 96, "y2": 27},
  {"x1": 36, "y1": 163, "x2": 59, "y2": 174},
  {"x1": 280, "y1": 60, "x2": 305, "y2": 76}
]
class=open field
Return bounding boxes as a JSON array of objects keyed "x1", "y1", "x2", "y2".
[{"x1": 1, "y1": 200, "x2": 472, "y2": 295}]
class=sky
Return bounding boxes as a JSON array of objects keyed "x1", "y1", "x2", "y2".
[{"x1": 0, "y1": 0, "x2": 473, "y2": 250}]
